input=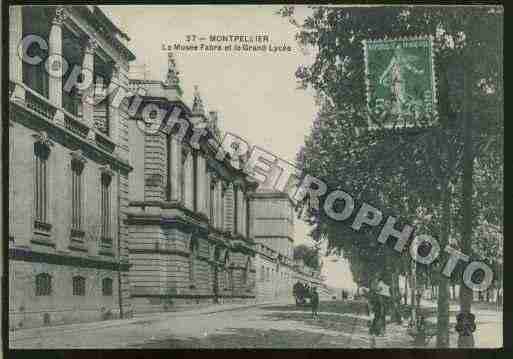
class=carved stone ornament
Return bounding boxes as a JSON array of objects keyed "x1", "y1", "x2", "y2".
[
  {"x1": 70, "y1": 150, "x2": 87, "y2": 173},
  {"x1": 84, "y1": 38, "x2": 99, "y2": 55},
  {"x1": 32, "y1": 131, "x2": 54, "y2": 148},
  {"x1": 191, "y1": 85, "x2": 205, "y2": 116},
  {"x1": 52, "y1": 6, "x2": 68, "y2": 26},
  {"x1": 100, "y1": 164, "x2": 114, "y2": 185}
]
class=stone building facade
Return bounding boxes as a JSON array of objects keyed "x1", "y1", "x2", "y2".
[
  {"x1": 8, "y1": 5, "x2": 329, "y2": 328},
  {"x1": 126, "y1": 55, "x2": 258, "y2": 313},
  {"x1": 252, "y1": 191, "x2": 296, "y2": 303},
  {"x1": 8, "y1": 5, "x2": 135, "y2": 329}
]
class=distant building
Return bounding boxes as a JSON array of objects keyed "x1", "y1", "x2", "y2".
[
  {"x1": 251, "y1": 191, "x2": 295, "y2": 303},
  {"x1": 126, "y1": 54, "x2": 259, "y2": 312}
]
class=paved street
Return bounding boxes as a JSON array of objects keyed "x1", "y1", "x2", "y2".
[{"x1": 10, "y1": 301, "x2": 502, "y2": 349}]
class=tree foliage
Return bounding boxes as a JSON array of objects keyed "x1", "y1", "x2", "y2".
[
  {"x1": 294, "y1": 244, "x2": 320, "y2": 270},
  {"x1": 280, "y1": 5, "x2": 502, "y2": 282}
]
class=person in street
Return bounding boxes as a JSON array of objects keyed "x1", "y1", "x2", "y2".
[
  {"x1": 364, "y1": 278, "x2": 388, "y2": 347},
  {"x1": 311, "y1": 287, "x2": 320, "y2": 319}
]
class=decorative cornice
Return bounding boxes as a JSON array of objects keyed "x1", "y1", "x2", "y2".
[
  {"x1": 9, "y1": 248, "x2": 130, "y2": 271},
  {"x1": 129, "y1": 248, "x2": 190, "y2": 258},
  {"x1": 130, "y1": 293, "x2": 256, "y2": 300},
  {"x1": 100, "y1": 163, "x2": 115, "y2": 177},
  {"x1": 70, "y1": 149, "x2": 87, "y2": 164},
  {"x1": 32, "y1": 131, "x2": 54, "y2": 148},
  {"x1": 11, "y1": 101, "x2": 132, "y2": 173}
]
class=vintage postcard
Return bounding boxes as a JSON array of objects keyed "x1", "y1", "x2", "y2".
[{"x1": 5, "y1": 4, "x2": 503, "y2": 351}]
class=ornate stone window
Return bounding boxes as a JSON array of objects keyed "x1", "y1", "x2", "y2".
[
  {"x1": 243, "y1": 257, "x2": 252, "y2": 287},
  {"x1": 245, "y1": 193, "x2": 250, "y2": 239},
  {"x1": 233, "y1": 185, "x2": 238, "y2": 234},
  {"x1": 166, "y1": 134, "x2": 172, "y2": 201},
  {"x1": 72, "y1": 276, "x2": 86, "y2": 296},
  {"x1": 224, "y1": 251, "x2": 232, "y2": 291},
  {"x1": 70, "y1": 151, "x2": 86, "y2": 235},
  {"x1": 193, "y1": 151, "x2": 198, "y2": 211},
  {"x1": 35, "y1": 273, "x2": 52, "y2": 296},
  {"x1": 221, "y1": 182, "x2": 227, "y2": 231},
  {"x1": 33, "y1": 132, "x2": 53, "y2": 233},
  {"x1": 180, "y1": 147, "x2": 188, "y2": 204},
  {"x1": 22, "y1": 7, "x2": 51, "y2": 99},
  {"x1": 102, "y1": 277, "x2": 113, "y2": 296},
  {"x1": 189, "y1": 237, "x2": 198, "y2": 286},
  {"x1": 99, "y1": 166, "x2": 113, "y2": 250},
  {"x1": 209, "y1": 174, "x2": 217, "y2": 225}
]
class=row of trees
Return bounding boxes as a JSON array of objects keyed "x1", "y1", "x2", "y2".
[{"x1": 279, "y1": 5, "x2": 503, "y2": 347}]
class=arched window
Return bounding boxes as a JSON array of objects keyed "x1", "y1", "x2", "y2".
[
  {"x1": 210, "y1": 178, "x2": 216, "y2": 225},
  {"x1": 35, "y1": 273, "x2": 52, "y2": 296},
  {"x1": 72, "y1": 276, "x2": 86, "y2": 296},
  {"x1": 180, "y1": 149, "x2": 187, "y2": 204},
  {"x1": 260, "y1": 265, "x2": 265, "y2": 282},
  {"x1": 189, "y1": 237, "x2": 198, "y2": 285},
  {"x1": 100, "y1": 168, "x2": 113, "y2": 248},
  {"x1": 70, "y1": 152, "x2": 85, "y2": 231},
  {"x1": 224, "y1": 252, "x2": 232, "y2": 291},
  {"x1": 243, "y1": 257, "x2": 251, "y2": 287},
  {"x1": 102, "y1": 277, "x2": 113, "y2": 296},
  {"x1": 193, "y1": 151, "x2": 198, "y2": 211},
  {"x1": 34, "y1": 135, "x2": 51, "y2": 225}
]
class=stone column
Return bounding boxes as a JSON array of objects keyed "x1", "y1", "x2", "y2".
[
  {"x1": 237, "y1": 188, "x2": 244, "y2": 235},
  {"x1": 184, "y1": 151, "x2": 194, "y2": 211},
  {"x1": 8, "y1": 122, "x2": 14, "y2": 240},
  {"x1": 9, "y1": 6, "x2": 25, "y2": 101},
  {"x1": 205, "y1": 170, "x2": 211, "y2": 221},
  {"x1": 247, "y1": 196, "x2": 252, "y2": 239},
  {"x1": 169, "y1": 137, "x2": 182, "y2": 201},
  {"x1": 109, "y1": 63, "x2": 120, "y2": 146},
  {"x1": 196, "y1": 154, "x2": 207, "y2": 216},
  {"x1": 217, "y1": 181, "x2": 223, "y2": 230},
  {"x1": 224, "y1": 184, "x2": 234, "y2": 233},
  {"x1": 82, "y1": 38, "x2": 97, "y2": 140},
  {"x1": 241, "y1": 194, "x2": 246, "y2": 238},
  {"x1": 48, "y1": 6, "x2": 67, "y2": 110}
]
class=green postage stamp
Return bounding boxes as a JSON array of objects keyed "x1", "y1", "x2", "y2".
[{"x1": 363, "y1": 36, "x2": 437, "y2": 129}]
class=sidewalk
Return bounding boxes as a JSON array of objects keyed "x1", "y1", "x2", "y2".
[{"x1": 10, "y1": 300, "x2": 282, "y2": 347}]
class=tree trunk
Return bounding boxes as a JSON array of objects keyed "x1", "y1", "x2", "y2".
[
  {"x1": 391, "y1": 267, "x2": 402, "y2": 323},
  {"x1": 458, "y1": 59, "x2": 476, "y2": 348},
  {"x1": 436, "y1": 134, "x2": 451, "y2": 348},
  {"x1": 404, "y1": 274, "x2": 409, "y2": 305},
  {"x1": 410, "y1": 259, "x2": 416, "y2": 324}
]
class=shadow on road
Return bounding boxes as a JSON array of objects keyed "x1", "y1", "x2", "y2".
[{"x1": 134, "y1": 327, "x2": 363, "y2": 348}]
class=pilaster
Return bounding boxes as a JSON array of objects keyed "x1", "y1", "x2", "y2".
[{"x1": 48, "y1": 6, "x2": 67, "y2": 109}]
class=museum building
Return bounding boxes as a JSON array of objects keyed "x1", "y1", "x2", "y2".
[
  {"x1": 126, "y1": 53, "x2": 259, "y2": 313},
  {"x1": 8, "y1": 5, "x2": 328, "y2": 328},
  {"x1": 8, "y1": 5, "x2": 135, "y2": 329}
]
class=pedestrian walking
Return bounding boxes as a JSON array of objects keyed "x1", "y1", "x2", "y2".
[{"x1": 311, "y1": 287, "x2": 320, "y2": 319}]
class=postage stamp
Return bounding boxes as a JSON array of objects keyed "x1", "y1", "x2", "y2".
[{"x1": 363, "y1": 36, "x2": 438, "y2": 129}]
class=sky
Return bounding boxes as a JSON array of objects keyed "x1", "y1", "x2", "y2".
[{"x1": 102, "y1": 5, "x2": 357, "y2": 291}]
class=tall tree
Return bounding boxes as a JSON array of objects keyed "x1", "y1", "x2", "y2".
[{"x1": 281, "y1": 5, "x2": 503, "y2": 347}]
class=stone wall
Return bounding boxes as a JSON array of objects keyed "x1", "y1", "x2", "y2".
[{"x1": 9, "y1": 260, "x2": 121, "y2": 330}]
